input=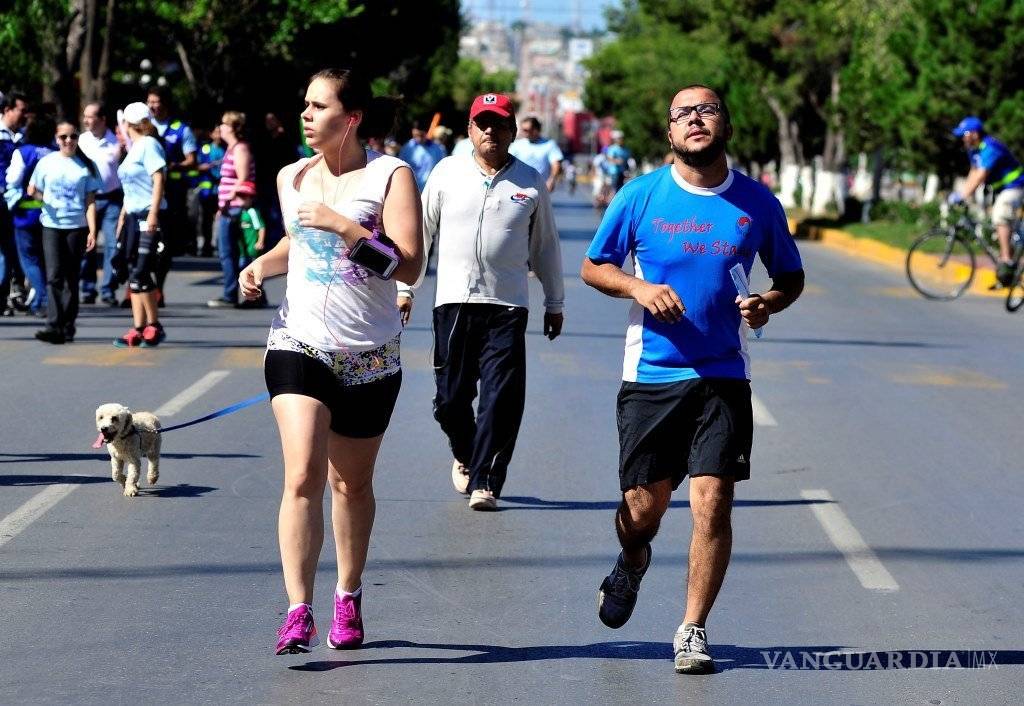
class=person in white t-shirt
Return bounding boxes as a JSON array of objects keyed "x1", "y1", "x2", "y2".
[
  {"x1": 79, "y1": 102, "x2": 124, "y2": 305},
  {"x1": 238, "y1": 68, "x2": 422, "y2": 656},
  {"x1": 509, "y1": 116, "x2": 563, "y2": 192}
]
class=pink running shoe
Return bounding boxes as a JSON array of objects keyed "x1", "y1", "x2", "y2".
[
  {"x1": 275, "y1": 604, "x2": 319, "y2": 655},
  {"x1": 327, "y1": 591, "x2": 364, "y2": 649}
]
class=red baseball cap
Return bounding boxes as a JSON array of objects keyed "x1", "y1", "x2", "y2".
[{"x1": 469, "y1": 93, "x2": 515, "y2": 121}]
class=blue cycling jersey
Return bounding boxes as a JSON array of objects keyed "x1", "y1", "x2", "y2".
[{"x1": 970, "y1": 136, "x2": 1024, "y2": 192}]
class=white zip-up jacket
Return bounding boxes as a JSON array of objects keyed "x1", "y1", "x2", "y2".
[{"x1": 414, "y1": 153, "x2": 564, "y2": 313}]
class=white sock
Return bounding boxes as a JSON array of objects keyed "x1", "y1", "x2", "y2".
[
  {"x1": 337, "y1": 585, "x2": 362, "y2": 599},
  {"x1": 288, "y1": 602, "x2": 311, "y2": 613}
]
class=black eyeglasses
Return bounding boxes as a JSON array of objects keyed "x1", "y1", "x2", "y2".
[
  {"x1": 668, "y1": 103, "x2": 722, "y2": 123},
  {"x1": 57, "y1": 134, "x2": 79, "y2": 142}
]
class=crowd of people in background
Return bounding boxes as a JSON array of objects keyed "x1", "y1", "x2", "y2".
[
  {"x1": 0, "y1": 81, "x2": 626, "y2": 348},
  {"x1": 0, "y1": 85, "x2": 320, "y2": 344}
]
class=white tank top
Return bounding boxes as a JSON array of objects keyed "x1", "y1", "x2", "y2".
[{"x1": 269, "y1": 150, "x2": 405, "y2": 352}]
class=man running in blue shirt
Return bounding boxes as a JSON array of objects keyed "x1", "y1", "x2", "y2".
[
  {"x1": 949, "y1": 116, "x2": 1024, "y2": 287},
  {"x1": 581, "y1": 84, "x2": 804, "y2": 674}
]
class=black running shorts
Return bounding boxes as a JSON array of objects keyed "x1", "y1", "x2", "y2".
[
  {"x1": 264, "y1": 350, "x2": 402, "y2": 438},
  {"x1": 616, "y1": 377, "x2": 753, "y2": 491}
]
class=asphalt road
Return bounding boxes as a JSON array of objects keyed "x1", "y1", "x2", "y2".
[{"x1": 1, "y1": 184, "x2": 1021, "y2": 705}]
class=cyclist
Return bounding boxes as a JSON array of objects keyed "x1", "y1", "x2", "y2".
[{"x1": 949, "y1": 116, "x2": 1024, "y2": 286}]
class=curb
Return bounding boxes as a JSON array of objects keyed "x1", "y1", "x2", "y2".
[{"x1": 788, "y1": 218, "x2": 1002, "y2": 298}]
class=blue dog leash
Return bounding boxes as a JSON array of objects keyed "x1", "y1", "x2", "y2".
[{"x1": 159, "y1": 392, "x2": 271, "y2": 433}]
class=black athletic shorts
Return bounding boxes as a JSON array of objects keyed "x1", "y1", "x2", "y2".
[
  {"x1": 616, "y1": 377, "x2": 752, "y2": 491},
  {"x1": 264, "y1": 350, "x2": 402, "y2": 438}
]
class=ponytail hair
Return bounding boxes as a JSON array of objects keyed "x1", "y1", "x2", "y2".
[
  {"x1": 129, "y1": 117, "x2": 159, "y2": 139},
  {"x1": 58, "y1": 119, "x2": 99, "y2": 178},
  {"x1": 309, "y1": 67, "x2": 402, "y2": 141}
]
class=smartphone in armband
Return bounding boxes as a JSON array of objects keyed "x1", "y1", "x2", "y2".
[{"x1": 349, "y1": 229, "x2": 399, "y2": 280}]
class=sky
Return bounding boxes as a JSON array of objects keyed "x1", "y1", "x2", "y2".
[{"x1": 463, "y1": 0, "x2": 618, "y2": 31}]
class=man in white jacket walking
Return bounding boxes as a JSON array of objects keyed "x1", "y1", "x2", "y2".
[{"x1": 419, "y1": 93, "x2": 565, "y2": 511}]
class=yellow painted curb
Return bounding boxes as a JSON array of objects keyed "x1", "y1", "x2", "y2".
[{"x1": 789, "y1": 218, "x2": 1002, "y2": 298}]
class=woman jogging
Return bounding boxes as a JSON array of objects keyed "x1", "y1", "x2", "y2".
[
  {"x1": 27, "y1": 120, "x2": 102, "y2": 343},
  {"x1": 238, "y1": 68, "x2": 422, "y2": 654},
  {"x1": 113, "y1": 102, "x2": 166, "y2": 347}
]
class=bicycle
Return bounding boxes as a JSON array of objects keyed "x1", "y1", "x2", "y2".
[{"x1": 905, "y1": 204, "x2": 1024, "y2": 310}]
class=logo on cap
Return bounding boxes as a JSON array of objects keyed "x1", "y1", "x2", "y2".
[{"x1": 483, "y1": 94, "x2": 498, "y2": 104}]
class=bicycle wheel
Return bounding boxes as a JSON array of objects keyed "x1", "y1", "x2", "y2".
[
  {"x1": 906, "y1": 229, "x2": 976, "y2": 300},
  {"x1": 1006, "y1": 265, "x2": 1024, "y2": 312}
]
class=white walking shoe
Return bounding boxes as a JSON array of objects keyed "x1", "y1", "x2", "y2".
[
  {"x1": 451, "y1": 460, "x2": 470, "y2": 494},
  {"x1": 468, "y1": 489, "x2": 497, "y2": 511}
]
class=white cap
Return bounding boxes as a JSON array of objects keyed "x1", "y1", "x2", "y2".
[
  {"x1": 611, "y1": 129, "x2": 624, "y2": 139},
  {"x1": 122, "y1": 101, "x2": 151, "y2": 125}
]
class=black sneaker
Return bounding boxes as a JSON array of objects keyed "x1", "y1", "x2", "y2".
[
  {"x1": 997, "y1": 261, "x2": 1015, "y2": 288},
  {"x1": 81, "y1": 292, "x2": 97, "y2": 304},
  {"x1": 34, "y1": 328, "x2": 66, "y2": 344},
  {"x1": 674, "y1": 623, "x2": 715, "y2": 674},
  {"x1": 597, "y1": 544, "x2": 651, "y2": 628}
]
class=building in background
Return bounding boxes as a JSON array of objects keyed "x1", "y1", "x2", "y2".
[{"x1": 460, "y1": 12, "x2": 605, "y2": 156}]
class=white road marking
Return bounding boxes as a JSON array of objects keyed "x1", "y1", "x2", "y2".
[
  {"x1": 751, "y1": 393, "x2": 778, "y2": 426},
  {"x1": 801, "y1": 489, "x2": 900, "y2": 592},
  {"x1": 154, "y1": 370, "x2": 231, "y2": 416},
  {"x1": 0, "y1": 483, "x2": 80, "y2": 549},
  {"x1": 1, "y1": 371, "x2": 230, "y2": 552}
]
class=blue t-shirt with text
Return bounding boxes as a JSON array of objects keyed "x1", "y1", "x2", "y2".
[
  {"x1": 28, "y1": 152, "x2": 103, "y2": 229},
  {"x1": 587, "y1": 166, "x2": 803, "y2": 383}
]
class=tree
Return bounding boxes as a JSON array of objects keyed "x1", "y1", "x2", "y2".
[
  {"x1": 0, "y1": 0, "x2": 464, "y2": 137},
  {"x1": 446, "y1": 58, "x2": 517, "y2": 111},
  {"x1": 845, "y1": 0, "x2": 1024, "y2": 177}
]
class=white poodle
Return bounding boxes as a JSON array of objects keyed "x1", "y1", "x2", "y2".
[{"x1": 95, "y1": 403, "x2": 162, "y2": 497}]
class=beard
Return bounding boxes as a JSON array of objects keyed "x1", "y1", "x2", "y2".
[{"x1": 671, "y1": 131, "x2": 727, "y2": 168}]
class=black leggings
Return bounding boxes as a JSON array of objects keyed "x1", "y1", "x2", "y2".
[
  {"x1": 121, "y1": 210, "x2": 163, "y2": 293},
  {"x1": 41, "y1": 226, "x2": 87, "y2": 332}
]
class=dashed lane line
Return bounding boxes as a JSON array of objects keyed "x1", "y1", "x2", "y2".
[
  {"x1": 154, "y1": 370, "x2": 231, "y2": 417},
  {"x1": 801, "y1": 488, "x2": 900, "y2": 592},
  {"x1": 0, "y1": 482, "x2": 80, "y2": 549},
  {"x1": 0, "y1": 371, "x2": 230, "y2": 552},
  {"x1": 751, "y1": 393, "x2": 778, "y2": 427}
]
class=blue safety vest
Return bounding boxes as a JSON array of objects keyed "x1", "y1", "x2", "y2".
[
  {"x1": 162, "y1": 119, "x2": 199, "y2": 188},
  {"x1": 197, "y1": 141, "x2": 225, "y2": 198}
]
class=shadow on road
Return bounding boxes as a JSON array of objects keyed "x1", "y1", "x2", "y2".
[
  {"x1": 758, "y1": 337, "x2": 957, "y2": 349},
  {"x1": 9, "y1": 544, "x2": 1024, "y2": 583},
  {"x1": 0, "y1": 452, "x2": 260, "y2": 466},
  {"x1": 291, "y1": 640, "x2": 1023, "y2": 672},
  {"x1": 144, "y1": 483, "x2": 217, "y2": 498},
  {"x1": 499, "y1": 496, "x2": 834, "y2": 511},
  {"x1": 0, "y1": 474, "x2": 108, "y2": 486},
  {"x1": 292, "y1": 640, "x2": 668, "y2": 670}
]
